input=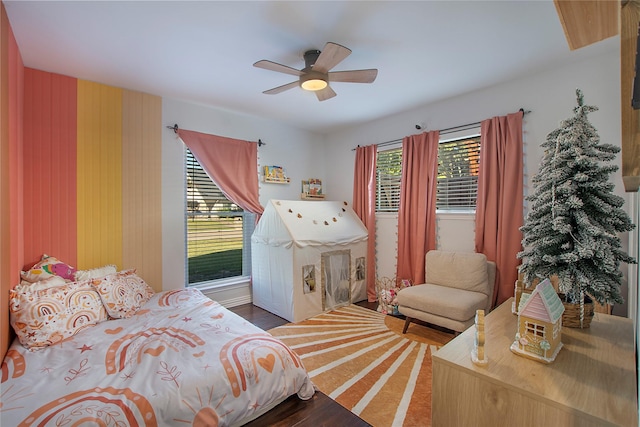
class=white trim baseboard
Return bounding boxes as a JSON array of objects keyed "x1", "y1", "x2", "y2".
[{"x1": 200, "y1": 281, "x2": 252, "y2": 308}]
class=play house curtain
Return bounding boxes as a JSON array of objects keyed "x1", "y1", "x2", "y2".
[
  {"x1": 396, "y1": 131, "x2": 439, "y2": 284},
  {"x1": 475, "y1": 111, "x2": 523, "y2": 307},
  {"x1": 177, "y1": 129, "x2": 264, "y2": 216},
  {"x1": 353, "y1": 144, "x2": 378, "y2": 302}
]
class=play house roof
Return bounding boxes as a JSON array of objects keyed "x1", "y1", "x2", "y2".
[
  {"x1": 518, "y1": 279, "x2": 565, "y2": 324},
  {"x1": 252, "y1": 199, "x2": 368, "y2": 248}
]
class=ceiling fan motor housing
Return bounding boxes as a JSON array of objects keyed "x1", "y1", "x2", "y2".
[{"x1": 303, "y1": 49, "x2": 321, "y2": 69}]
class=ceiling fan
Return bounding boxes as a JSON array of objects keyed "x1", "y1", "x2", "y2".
[{"x1": 253, "y1": 42, "x2": 378, "y2": 101}]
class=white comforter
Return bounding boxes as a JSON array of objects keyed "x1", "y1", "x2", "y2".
[{"x1": 1, "y1": 288, "x2": 315, "y2": 426}]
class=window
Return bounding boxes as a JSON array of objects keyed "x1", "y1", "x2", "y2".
[
  {"x1": 185, "y1": 148, "x2": 254, "y2": 285},
  {"x1": 376, "y1": 147, "x2": 402, "y2": 212},
  {"x1": 436, "y1": 136, "x2": 480, "y2": 210},
  {"x1": 525, "y1": 321, "x2": 545, "y2": 338},
  {"x1": 374, "y1": 135, "x2": 481, "y2": 212}
]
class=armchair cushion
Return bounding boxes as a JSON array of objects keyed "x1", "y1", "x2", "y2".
[
  {"x1": 426, "y1": 250, "x2": 490, "y2": 296},
  {"x1": 397, "y1": 283, "x2": 489, "y2": 322}
]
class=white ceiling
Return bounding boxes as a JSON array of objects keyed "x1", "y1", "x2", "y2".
[{"x1": 4, "y1": 1, "x2": 617, "y2": 134}]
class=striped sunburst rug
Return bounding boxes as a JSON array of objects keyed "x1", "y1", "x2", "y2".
[{"x1": 268, "y1": 305, "x2": 454, "y2": 427}]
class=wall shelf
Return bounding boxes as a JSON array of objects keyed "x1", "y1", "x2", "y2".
[
  {"x1": 262, "y1": 177, "x2": 290, "y2": 184},
  {"x1": 301, "y1": 193, "x2": 325, "y2": 200}
]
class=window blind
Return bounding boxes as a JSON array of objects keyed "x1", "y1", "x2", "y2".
[
  {"x1": 185, "y1": 149, "x2": 253, "y2": 285},
  {"x1": 376, "y1": 147, "x2": 402, "y2": 212},
  {"x1": 436, "y1": 136, "x2": 480, "y2": 210},
  {"x1": 374, "y1": 135, "x2": 481, "y2": 213}
]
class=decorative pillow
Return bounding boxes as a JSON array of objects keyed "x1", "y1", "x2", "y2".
[
  {"x1": 21, "y1": 254, "x2": 76, "y2": 282},
  {"x1": 14, "y1": 276, "x2": 67, "y2": 292},
  {"x1": 74, "y1": 264, "x2": 118, "y2": 282},
  {"x1": 92, "y1": 269, "x2": 155, "y2": 319},
  {"x1": 9, "y1": 279, "x2": 108, "y2": 350}
]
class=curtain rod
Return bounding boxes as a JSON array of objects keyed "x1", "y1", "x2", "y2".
[
  {"x1": 352, "y1": 108, "x2": 530, "y2": 151},
  {"x1": 166, "y1": 124, "x2": 266, "y2": 146}
]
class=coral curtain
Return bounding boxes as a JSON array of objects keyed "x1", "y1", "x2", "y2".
[
  {"x1": 353, "y1": 145, "x2": 378, "y2": 302},
  {"x1": 475, "y1": 111, "x2": 523, "y2": 307},
  {"x1": 396, "y1": 131, "x2": 439, "y2": 284},
  {"x1": 177, "y1": 129, "x2": 264, "y2": 216}
]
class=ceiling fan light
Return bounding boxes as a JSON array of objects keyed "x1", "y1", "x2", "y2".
[{"x1": 301, "y1": 78, "x2": 327, "y2": 91}]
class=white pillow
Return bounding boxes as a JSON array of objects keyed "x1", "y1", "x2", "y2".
[
  {"x1": 14, "y1": 276, "x2": 67, "y2": 292},
  {"x1": 74, "y1": 264, "x2": 118, "y2": 281}
]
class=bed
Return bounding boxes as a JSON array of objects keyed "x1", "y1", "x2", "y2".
[{"x1": 1, "y1": 258, "x2": 315, "y2": 426}]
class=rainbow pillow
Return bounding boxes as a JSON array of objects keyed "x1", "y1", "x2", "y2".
[
  {"x1": 9, "y1": 279, "x2": 108, "y2": 349},
  {"x1": 92, "y1": 269, "x2": 155, "y2": 319}
]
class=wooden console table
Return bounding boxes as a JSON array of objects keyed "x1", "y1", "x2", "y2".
[{"x1": 432, "y1": 298, "x2": 638, "y2": 427}]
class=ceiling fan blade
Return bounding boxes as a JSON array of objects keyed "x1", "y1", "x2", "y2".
[
  {"x1": 315, "y1": 85, "x2": 337, "y2": 102},
  {"x1": 329, "y1": 69, "x2": 378, "y2": 84},
  {"x1": 312, "y1": 42, "x2": 351, "y2": 73},
  {"x1": 254, "y1": 60, "x2": 302, "y2": 77},
  {"x1": 263, "y1": 81, "x2": 299, "y2": 95}
]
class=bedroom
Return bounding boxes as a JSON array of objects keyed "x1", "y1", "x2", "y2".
[{"x1": 1, "y1": 1, "x2": 638, "y2": 426}]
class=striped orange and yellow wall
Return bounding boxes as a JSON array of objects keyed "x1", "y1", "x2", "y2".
[
  {"x1": 23, "y1": 69, "x2": 163, "y2": 289},
  {"x1": 1, "y1": 2, "x2": 164, "y2": 356}
]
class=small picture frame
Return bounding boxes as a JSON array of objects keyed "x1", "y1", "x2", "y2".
[{"x1": 301, "y1": 179, "x2": 322, "y2": 196}]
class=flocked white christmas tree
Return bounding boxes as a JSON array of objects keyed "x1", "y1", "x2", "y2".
[{"x1": 518, "y1": 89, "x2": 636, "y2": 306}]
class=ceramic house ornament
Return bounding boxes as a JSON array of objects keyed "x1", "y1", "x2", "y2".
[{"x1": 510, "y1": 279, "x2": 565, "y2": 364}]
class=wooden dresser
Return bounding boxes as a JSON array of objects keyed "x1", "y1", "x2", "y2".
[{"x1": 432, "y1": 298, "x2": 638, "y2": 427}]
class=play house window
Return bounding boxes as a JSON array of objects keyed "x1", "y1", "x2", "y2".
[{"x1": 525, "y1": 322, "x2": 545, "y2": 338}]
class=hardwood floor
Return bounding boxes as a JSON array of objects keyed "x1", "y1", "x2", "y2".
[
  {"x1": 228, "y1": 302, "x2": 372, "y2": 427},
  {"x1": 229, "y1": 302, "x2": 291, "y2": 331}
]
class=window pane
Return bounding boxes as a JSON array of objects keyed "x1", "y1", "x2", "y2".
[
  {"x1": 376, "y1": 147, "x2": 402, "y2": 212},
  {"x1": 436, "y1": 136, "x2": 480, "y2": 210},
  {"x1": 186, "y1": 148, "x2": 253, "y2": 285}
]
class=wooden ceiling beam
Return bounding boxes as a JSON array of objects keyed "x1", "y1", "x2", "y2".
[{"x1": 554, "y1": 0, "x2": 619, "y2": 50}]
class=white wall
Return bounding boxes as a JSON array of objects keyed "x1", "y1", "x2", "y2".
[
  {"x1": 161, "y1": 98, "x2": 325, "y2": 303},
  {"x1": 160, "y1": 43, "x2": 638, "y2": 317},
  {"x1": 324, "y1": 44, "x2": 637, "y2": 315}
]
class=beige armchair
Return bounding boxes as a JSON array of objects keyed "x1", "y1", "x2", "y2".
[{"x1": 397, "y1": 250, "x2": 496, "y2": 334}]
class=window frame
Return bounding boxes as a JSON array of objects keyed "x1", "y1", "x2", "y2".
[
  {"x1": 375, "y1": 145, "x2": 403, "y2": 213},
  {"x1": 436, "y1": 134, "x2": 481, "y2": 212},
  {"x1": 184, "y1": 147, "x2": 254, "y2": 288},
  {"x1": 374, "y1": 133, "x2": 481, "y2": 214}
]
